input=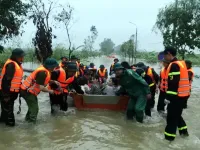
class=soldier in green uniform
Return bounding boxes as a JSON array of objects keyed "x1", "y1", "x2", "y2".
[{"x1": 114, "y1": 63, "x2": 151, "y2": 123}]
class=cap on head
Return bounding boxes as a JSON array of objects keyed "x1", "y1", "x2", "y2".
[
  {"x1": 136, "y1": 62, "x2": 145, "y2": 68},
  {"x1": 90, "y1": 63, "x2": 94, "y2": 67},
  {"x1": 100, "y1": 65, "x2": 105, "y2": 69},
  {"x1": 164, "y1": 47, "x2": 177, "y2": 56},
  {"x1": 71, "y1": 55, "x2": 77, "y2": 60},
  {"x1": 114, "y1": 63, "x2": 124, "y2": 70},
  {"x1": 67, "y1": 62, "x2": 77, "y2": 71},
  {"x1": 43, "y1": 58, "x2": 58, "y2": 69},
  {"x1": 185, "y1": 60, "x2": 192, "y2": 68},
  {"x1": 61, "y1": 56, "x2": 68, "y2": 60},
  {"x1": 11, "y1": 48, "x2": 25, "y2": 58},
  {"x1": 114, "y1": 58, "x2": 119, "y2": 62}
]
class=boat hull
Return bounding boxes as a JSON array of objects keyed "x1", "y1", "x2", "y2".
[{"x1": 72, "y1": 94, "x2": 129, "y2": 111}]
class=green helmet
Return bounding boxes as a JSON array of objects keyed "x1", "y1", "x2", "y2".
[
  {"x1": 11, "y1": 48, "x2": 25, "y2": 58},
  {"x1": 67, "y1": 62, "x2": 77, "y2": 71},
  {"x1": 71, "y1": 55, "x2": 77, "y2": 60},
  {"x1": 100, "y1": 65, "x2": 105, "y2": 69},
  {"x1": 43, "y1": 58, "x2": 58, "y2": 69},
  {"x1": 114, "y1": 63, "x2": 124, "y2": 70}
]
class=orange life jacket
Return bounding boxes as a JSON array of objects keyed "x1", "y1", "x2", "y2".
[
  {"x1": 21, "y1": 65, "x2": 51, "y2": 96},
  {"x1": 98, "y1": 68, "x2": 107, "y2": 77},
  {"x1": 147, "y1": 67, "x2": 155, "y2": 83},
  {"x1": 0, "y1": 59, "x2": 23, "y2": 92},
  {"x1": 188, "y1": 68, "x2": 194, "y2": 86},
  {"x1": 64, "y1": 76, "x2": 75, "y2": 93},
  {"x1": 166, "y1": 61, "x2": 190, "y2": 97},
  {"x1": 160, "y1": 68, "x2": 168, "y2": 92}
]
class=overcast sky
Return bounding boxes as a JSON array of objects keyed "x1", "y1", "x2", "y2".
[{"x1": 17, "y1": 0, "x2": 173, "y2": 51}]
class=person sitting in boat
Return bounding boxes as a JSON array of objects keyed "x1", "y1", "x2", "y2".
[
  {"x1": 114, "y1": 63, "x2": 151, "y2": 123},
  {"x1": 88, "y1": 63, "x2": 97, "y2": 80},
  {"x1": 59, "y1": 56, "x2": 68, "y2": 67},
  {"x1": 97, "y1": 65, "x2": 108, "y2": 84},
  {"x1": 136, "y1": 68, "x2": 156, "y2": 117},
  {"x1": 109, "y1": 58, "x2": 119, "y2": 75},
  {"x1": 85, "y1": 77, "x2": 107, "y2": 95},
  {"x1": 131, "y1": 64, "x2": 137, "y2": 71},
  {"x1": 79, "y1": 63, "x2": 87, "y2": 77}
]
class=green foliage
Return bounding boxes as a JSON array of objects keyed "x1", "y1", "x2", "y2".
[
  {"x1": 99, "y1": 38, "x2": 115, "y2": 55},
  {"x1": 155, "y1": 0, "x2": 200, "y2": 59},
  {"x1": 84, "y1": 26, "x2": 98, "y2": 51},
  {"x1": 0, "y1": 0, "x2": 29, "y2": 40},
  {"x1": 120, "y1": 40, "x2": 135, "y2": 62},
  {"x1": 0, "y1": 45, "x2": 4, "y2": 53}
]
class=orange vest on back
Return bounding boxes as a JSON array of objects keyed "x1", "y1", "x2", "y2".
[
  {"x1": 160, "y1": 68, "x2": 168, "y2": 92},
  {"x1": 0, "y1": 59, "x2": 23, "y2": 92},
  {"x1": 147, "y1": 67, "x2": 155, "y2": 83},
  {"x1": 98, "y1": 68, "x2": 107, "y2": 77},
  {"x1": 166, "y1": 61, "x2": 190, "y2": 97},
  {"x1": 21, "y1": 65, "x2": 50, "y2": 96}
]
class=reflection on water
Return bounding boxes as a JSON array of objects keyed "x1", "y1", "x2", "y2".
[{"x1": 0, "y1": 56, "x2": 199, "y2": 150}]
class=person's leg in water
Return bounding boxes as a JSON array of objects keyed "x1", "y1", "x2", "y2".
[
  {"x1": 150, "y1": 86, "x2": 156, "y2": 109},
  {"x1": 135, "y1": 95, "x2": 147, "y2": 123},
  {"x1": 49, "y1": 94, "x2": 61, "y2": 114},
  {"x1": 157, "y1": 91, "x2": 166, "y2": 112},
  {"x1": 60, "y1": 94, "x2": 68, "y2": 111},
  {"x1": 126, "y1": 97, "x2": 136, "y2": 120}
]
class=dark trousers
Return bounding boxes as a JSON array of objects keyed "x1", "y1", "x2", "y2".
[
  {"x1": 165, "y1": 97, "x2": 188, "y2": 141},
  {"x1": 183, "y1": 95, "x2": 190, "y2": 109},
  {"x1": 145, "y1": 86, "x2": 156, "y2": 116},
  {"x1": 150, "y1": 86, "x2": 156, "y2": 109},
  {"x1": 0, "y1": 92, "x2": 18, "y2": 126},
  {"x1": 157, "y1": 91, "x2": 166, "y2": 112},
  {"x1": 49, "y1": 94, "x2": 68, "y2": 114}
]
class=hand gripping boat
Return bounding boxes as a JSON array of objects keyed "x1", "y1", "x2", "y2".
[{"x1": 72, "y1": 94, "x2": 129, "y2": 111}]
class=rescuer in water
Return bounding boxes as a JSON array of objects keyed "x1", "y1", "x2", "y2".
[
  {"x1": 163, "y1": 47, "x2": 189, "y2": 141},
  {"x1": 0, "y1": 48, "x2": 25, "y2": 126},
  {"x1": 110, "y1": 58, "x2": 119, "y2": 75},
  {"x1": 184, "y1": 60, "x2": 194, "y2": 109},
  {"x1": 49, "y1": 62, "x2": 84, "y2": 113},
  {"x1": 135, "y1": 68, "x2": 156, "y2": 117},
  {"x1": 157, "y1": 59, "x2": 170, "y2": 113},
  {"x1": 21, "y1": 58, "x2": 60, "y2": 123},
  {"x1": 97, "y1": 65, "x2": 108, "y2": 84},
  {"x1": 136, "y1": 62, "x2": 159, "y2": 109},
  {"x1": 114, "y1": 63, "x2": 151, "y2": 123}
]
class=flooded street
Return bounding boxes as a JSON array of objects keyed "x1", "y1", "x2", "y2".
[{"x1": 0, "y1": 56, "x2": 200, "y2": 150}]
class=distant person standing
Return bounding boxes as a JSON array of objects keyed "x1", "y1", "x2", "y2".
[
  {"x1": 163, "y1": 47, "x2": 189, "y2": 141},
  {"x1": 110, "y1": 58, "x2": 119, "y2": 75}
]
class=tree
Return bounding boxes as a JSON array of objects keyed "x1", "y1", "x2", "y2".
[
  {"x1": 120, "y1": 40, "x2": 134, "y2": 62},
  {"x1": 154, "y1": 0, "x2": 200, "y2": 59},
  {"x1": 30, "y1": 0, "x2": 57, "y2": 62},
  {"x1": 99, "y1": 38, "x2": 115, "y2": 55},
  {"x1": 0, "y1": 0, "x2": 29, "y2": 40},
  {"x1": 84, "y1": 26, "x2": 98, "y2": 51}
]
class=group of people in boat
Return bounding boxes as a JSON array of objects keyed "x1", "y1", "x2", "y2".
[{"x1": 0, "y1": 47, "x2": 194, "y2": 142}]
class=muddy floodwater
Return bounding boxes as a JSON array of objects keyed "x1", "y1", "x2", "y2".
[{"x1": 0, "y1": 56, "x2": 200, "y2": 150}]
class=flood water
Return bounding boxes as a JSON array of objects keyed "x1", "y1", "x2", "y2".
[{"x1": 0, "y1": 56, "x2": 200, "y2": 150}]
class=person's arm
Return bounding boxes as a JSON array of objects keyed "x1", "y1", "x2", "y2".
[
  {"x1": 71, "y1": 77, "x2": 84, "y2": 94},
  {"x1": 1, "y1": 63, "x2": 15, "y2": 96},
  {"x1": 105, "y1": 70, "x2": 108, "y2": 78},
  {"x1": 152, "y1": 68, "x2": 159, "y2": 84},
  {"x1": 188, "y1": 71, "x2": 193, "y2": 82},
  {"x1": 109, "y1": 65, "x2": 112, "y2": 75},
  {"x1": 35, "y1": 71, "x2": 53, "y2": 94},
  {"x1": 166, "y1": 63, "x2": 180, "y2": 100}
]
